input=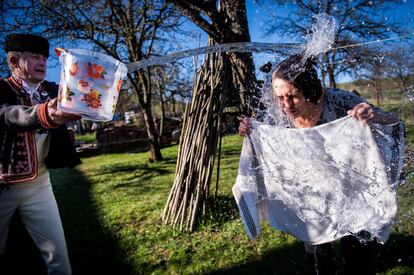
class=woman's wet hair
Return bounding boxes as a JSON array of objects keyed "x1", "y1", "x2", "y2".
[{"x1": 272, "y1": 53, "x2": 323, "y2": 104}]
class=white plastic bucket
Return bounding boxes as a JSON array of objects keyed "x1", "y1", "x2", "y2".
[{"x1": 56, "y1": 48, "x2": 128, "y2": 121}]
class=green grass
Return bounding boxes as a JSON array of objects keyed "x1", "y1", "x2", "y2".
[
  {"x1": 50, "y1": 133, "x2": 414, "y2": 275},
  {"x1": 406, "y1": 125, "x2": 414, "y2": 145},
  {"x1": 75, "y1": 132, "x2": 97, "y2": 144},
  {"x1": 52, "y1": 136, "x2": 309, "y2": 274}
]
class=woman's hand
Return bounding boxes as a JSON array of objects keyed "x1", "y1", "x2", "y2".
[
  {"x1": 238, "y1": 117, "x2": 252, "y2": 136},
  {"x1": 347, "y1": 102, "x2": 375, "y2": 124},
  {"x1": 347, "y1": 102, "x2": 398, "y2": 125}
]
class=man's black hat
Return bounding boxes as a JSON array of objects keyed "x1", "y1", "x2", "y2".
[{"x1": 4, "y1": 33, "x2": 49, "y2": 58}]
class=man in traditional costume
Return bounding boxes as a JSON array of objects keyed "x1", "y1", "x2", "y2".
[{"x1": 0, "y1": 33, "x2": 82, "y2": 274}]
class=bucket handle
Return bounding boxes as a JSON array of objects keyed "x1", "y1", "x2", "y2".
[{"x1": 55, "y1": 47, "x2": 68, "y2": 57}]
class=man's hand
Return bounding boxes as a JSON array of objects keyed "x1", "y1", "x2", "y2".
[{"x1": 47, "y1": 98, "x2": 82, "y2": 125}]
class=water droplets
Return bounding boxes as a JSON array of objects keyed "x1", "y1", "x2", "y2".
[
  {"x1": 404, "y1": 89, "x2": 414, "y2": 101},
  {"x1": 302, "y1": 14, "x2": 337, "y2": 60},
  {"x1": 126, "y1": 42, "x2": 299, "y2": 72}
]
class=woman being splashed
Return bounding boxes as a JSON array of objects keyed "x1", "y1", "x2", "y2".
[
  {"x1": 237, "y1": 53, "x2": 403, "y2": 275},
  {"x1": 264, "y1": 54, "x2": 399, "y2": 128}
]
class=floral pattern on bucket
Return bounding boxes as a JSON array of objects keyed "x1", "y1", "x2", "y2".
[
  {"x1": 82, "y1": 89, "x2": 102, "y2": 109},
  {"x1": 58, "y1": 83, "x2": 75, "y2": 102},
  {"x1": 64, "y1": 86, "x2": 75, "y2": 101},
  {"x1": 56, "y1": 48, "x2": 127, "y2": 121},
  {"x1": 116, "y1": 80, "x2": 122, "y2": 92},
  {"x1": 88, "y1": 62, "x2": 107, "y2": 79},
  {"x1": 58, "y1": 85, "x2": 76, "y2": 108},
  {"x1": 77, "y1": 79, "x2": 92, "y2": 93},
  {"x1": 69, "y1": 62, "x2": 78, "y2": 76}
]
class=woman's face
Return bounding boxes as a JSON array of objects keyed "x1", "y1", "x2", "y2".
[{"x1": 272, "y1": 78, "x2": 308, "y2": 119}]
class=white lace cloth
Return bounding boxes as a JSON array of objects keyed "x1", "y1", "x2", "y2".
[{"x1": 233, "y1": 116, "x2": 404, "y2": 244}]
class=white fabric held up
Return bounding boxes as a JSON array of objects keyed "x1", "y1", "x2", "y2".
[{"x1": 233, "y1": 116, "x2": 404, "y2": 245}]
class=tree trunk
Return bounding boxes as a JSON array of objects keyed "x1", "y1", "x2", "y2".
[
  {"x1": 131, "y1": 69, "x2": 163, "y2": 161},
  {"x1": 156, "y1": 74, "x2": 166, "y2": 145},
  {"x1": 321, "y1": 54, "x2": 328, "y2": 87},
  {"x1": 163, "y1": 0, "x2": 256, "y2": 232},
  {"x1": 172, "y1": 97, "x2": 177, "y2": 117},
  {"x1": 221, "y1": 0, "x2": 257, "y2": 114},
  {"x1": 327, "y1": 51, "x2": 336, "y2": 88},
  {"x1": 142, "y1": 104, "x2": 163, "y2": 161},
  {"x1": 158, "y1": 95, "x2": 165, "y2": 146},
  {"x1": 374, "y1": 78, "x2": 383, "y2": 107},
  {"x1": 328, "y1": 68, "x2": 336, "y2": 88},
  {"x1": 227, "y1": 51, "x2": 257, "y2": 115}
]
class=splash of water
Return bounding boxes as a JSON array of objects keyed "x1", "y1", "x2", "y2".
[
  {"x1": 405, "y1": 89, "x2": 414, "y2": 101},
  {"x1": 257, "y1": 66, "x2": 293, "y2": 128},
  {"x1": 126, "y1": 42, "x2": 299, "y2": 72},
  {"x1": 302, "y1": 14, "x2": 337, "y2": 61},
  {"x1": 256, "y1": 14, "x2": 337, "y2": 127},
  {"x1": 259, "y1": 14, "x2": 337, "y2": 89}
]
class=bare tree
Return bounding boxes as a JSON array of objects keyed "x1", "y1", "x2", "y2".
[
  {"x1": 116, "y1": 83, "x2": 140, "y2": 117},
  {"x1": 263, "y1": 0, "x2": 405, "y2": 88},
  {"x1": 353, "y1": 46, "x2": 391, "y2": 106},
  {"x1": 349, "y1": 39, "x2": 414, "y2": 107},
  {"x1": 152, "y1": 62, "x2": 192, "y2": 142},
  {"x1": 164, "y1": 70, "x2": 192, "y2": 117},
  {"x1": 1, "y1": 0, "x2": 186, "y2": 161},
  {"x1": 387, "y1": 44, "x2": 414, "y2": 93},
  {"x1": 163, "y1": 0, "x2": 257, "y2": 231}
]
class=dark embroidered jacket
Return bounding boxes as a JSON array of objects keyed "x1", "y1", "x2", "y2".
[{"x1": 0, "y1": 76, "x2": 81, "y2": 187}]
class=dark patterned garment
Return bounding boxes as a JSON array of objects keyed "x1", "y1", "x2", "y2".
[
  {"x1": 317, "y1": 88, "x2": 366, "y2": 125},
  {"x1": 0, "y1": 76, "x2": 81, "y2": 192},
  {"x1": 317, "y1": 88, "x2": 392, "y2": 126}
]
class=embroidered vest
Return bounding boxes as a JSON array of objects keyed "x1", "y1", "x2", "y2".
[{"x1": 0, "y1": 76, "x2": 51, "y2": 183}]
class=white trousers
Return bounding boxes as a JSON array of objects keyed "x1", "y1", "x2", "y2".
[{"x1": 0, "y1": 174, "x2": 71, "y2": 275}]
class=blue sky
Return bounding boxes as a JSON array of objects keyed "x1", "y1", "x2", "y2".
[
  {"x1": 246, "y1": 0, "x2": 414, "y2": 83},
  {"x1": 45, "y1": 0, "x2": 414, "y2": 84},
  {"x1": 247, "y1": 0, "x2": 414, "y2": 42}
]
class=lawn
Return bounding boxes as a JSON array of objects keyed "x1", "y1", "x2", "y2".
[
  {"x1": 49, "y1": 129, "x2": 414, "y2": 275},
  {"x1": 75, "y1": 132, "x2": 97, "y2": 144}
]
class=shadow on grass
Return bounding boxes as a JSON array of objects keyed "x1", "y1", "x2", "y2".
[
  {"x1": 220, "y1": 146, "x2": 243, "y2": 159},
  {"x1": 206, "y1": 233, "x2": 414, "y2": 275},
  {"x1": 91, "y1": 162, "x2": 139, "y2": 176},
  {"x1": 100, "y1": 165, "x2": 171, "y2": 193},
  {"x1": 90, "y1": 158, "x2": 174, "y2": 180},
  {"x1": 374, "y1": 233, "x2": 414, "y2": 273},
  {"x1": 1, "y1": 167, "x2": 135, "y2": 275},
  {"x1": 51, "y1": 167, "x2": 134, "y2": 275},
  {"x1": 206, "y1": 240, "x2": 313, "y2": 275},
  {"x1": 203, "y1": 195, "x2": 240, "y2": 226},
  {"x1": 1, "y1": 213, "x2": 47, "y2": 274},
  {"x1": 158, "y1": 155, "x2": 179, "y2": 166}
]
